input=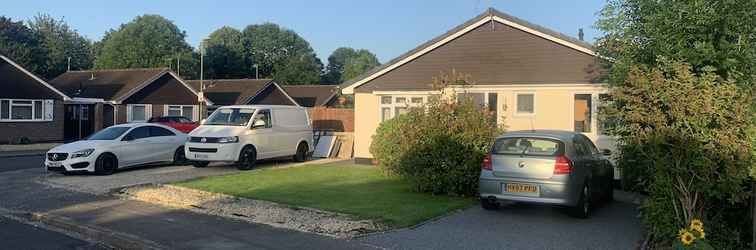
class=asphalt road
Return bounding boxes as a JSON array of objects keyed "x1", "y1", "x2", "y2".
[
  {"x1": 0, "y1": 155, "x2": 44, "y2": 173},
  {"x1": 0, "y1": 216, "x2": 105, "y2": 250}
]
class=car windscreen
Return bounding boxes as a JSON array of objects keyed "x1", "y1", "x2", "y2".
[
  {"x1": 492, "y1": 137, "x2": 563, "y2": 156},
  {"x1": 86, "y1": 127, "x2": 131, "y2": 140},
  {"x1": 204, "y1": 108, "x2": 255, "y2": 126}
]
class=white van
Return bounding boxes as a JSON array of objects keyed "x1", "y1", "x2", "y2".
[{"x1": 185, "y1": 105, "x2": 313, "y2": 170}]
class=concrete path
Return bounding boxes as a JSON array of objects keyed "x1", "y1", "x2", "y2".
[
  {"x1": 360, "y1": 199, "x2": 644, "y2": 250},
  {"x1": 0, "y1": 215, "x2": 106, "y2": 250}
]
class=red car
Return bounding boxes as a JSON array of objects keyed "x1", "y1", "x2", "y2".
[{"x1": 148, "y1": 116, "x2": 198, "y2": 133}]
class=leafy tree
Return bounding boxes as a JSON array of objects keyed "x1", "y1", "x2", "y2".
[
  {"x1": 342, "y1": 50, "x2": 379, "y2": 82},
  {"x1": 94, "y1": 15, "x2": 193, "y2": 70},
  {"x1": 242, "y1": 23, "x2": 322, "y2": 83},
  {"x1": 205, "y1": 26, "x2": 247, "y2": 79},
  {"x1": 603, "y1": 59, "x2": 752, "y2": 248},
  {"x1": 28, "y1": 14, "x2": 93, "y2": 78},
  {"x1": 272, "y1": 53, "x2": 322, "y2": 84},
  {"x1": 0, "y1": 16, "x2": 47, "y2": 75},
  {"x1": 595, "y1": 0, "x2": 756, "y2": 86},
  {"x1": 323, "y1": 47, "x2": 380, "y2": 84}
]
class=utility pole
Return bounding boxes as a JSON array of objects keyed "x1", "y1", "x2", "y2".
[
  {"x1": 177, "y1": 55, "x2": 181, "y2": 77},
  {"x1": 253, "y1": 64, "x2": 259, "y2": 79},
  {"x1": 67, "y1": 57, "x2": 71, "y2": 72}
]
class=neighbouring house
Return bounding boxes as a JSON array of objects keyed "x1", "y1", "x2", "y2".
[
  {"x1": 340, "y1": 8, "x2": 610, "y2": 163},
  {"x1": 50, "y1": 68, "x2": 211, "y2": 141},
  {"x1": 186, "y1": 79, "x2": 298, "y2": 115},
  {"x1": 280, "y1": 85, "x2": 340, "y2": 108},
  {"x1": 0, "y1": 55, "x2": 70, "y2": 144}
]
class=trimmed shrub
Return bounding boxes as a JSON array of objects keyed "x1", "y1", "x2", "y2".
[{"x1": 370, "y1": 71, "x2": 504, "y2": 196}]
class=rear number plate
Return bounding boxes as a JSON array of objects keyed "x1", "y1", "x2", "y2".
[
  {"x1": 505, "y1": 183, "x2": 537, "y2": 193},
  {"x1": 194, "y1": 154, "x2": 209, "y2": 159}
]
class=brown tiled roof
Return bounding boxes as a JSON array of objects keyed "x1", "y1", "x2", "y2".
[
  {"x1": 281, "y1": 85, "x2": 339, "y2": 107},
  {"x1": 49, "y1": 68, "x2": 169, "y2": 101},
  {"x1": 340, "y1": 8, "x2": 599, "y2": 90},
  {"x1": 186, "y1": 79, "x2": 273, "y2": 106}
]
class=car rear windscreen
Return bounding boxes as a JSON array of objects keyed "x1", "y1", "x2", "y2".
[{"x1": 492, "y1": 137, "x2": 563, "y2": 156}]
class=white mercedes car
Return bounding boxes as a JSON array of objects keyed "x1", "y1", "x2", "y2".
[{"x1": 45, "y1": 123, "x2": 189, "y2": 175}]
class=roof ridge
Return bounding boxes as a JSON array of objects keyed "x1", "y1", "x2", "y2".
[
  {"x1": 187, "y1": 78, "x2": 273, "y2": 82},
  {"x1": 67, "y1": 67, "x2": 170, "y2": 73},
  {"x1": 282, "y1": 85, "x2": 338, "y2": 88}
]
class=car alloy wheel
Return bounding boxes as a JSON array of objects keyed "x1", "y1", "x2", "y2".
[
  {"x1": 95, "y1": 154, "x2": 117, "y2": 175},
  {"x1": 237, "y1": 146, "x2": 256, "y2": 171}
]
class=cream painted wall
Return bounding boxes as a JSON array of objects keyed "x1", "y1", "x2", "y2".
[
  {"x1": 354, "y1": 93, "x2": 380, "y2": 159},
  {"x1": 353, "y1": 85, "x2": 614, "y2": 159}
]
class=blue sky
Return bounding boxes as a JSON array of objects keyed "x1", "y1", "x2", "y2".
[{"x1": 4, "y1": 0, "x2": 607, "y2": 63}]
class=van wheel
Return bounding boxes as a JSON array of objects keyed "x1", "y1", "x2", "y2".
[
  {"x1": 480, "y1": 198, "x2": 500, "y2": 210},
  {"x1": 293, "y1": 142, "x2": 308, "y2": 162},
  {"x1": 569, "y1": 184, "x2": 591, "y2": 218},
  {"x1": 192, "y1": 161, "x2": 209, "y2": 168},
  {"x1": 94, "y1": 153, "x2": 117, "y2": 175},
  {"x1": 173, "y1": 147, "x2": 187, "y2": 165},
  {"x1": 237, "y1": 146, "x2": 257, "y2": 170}
]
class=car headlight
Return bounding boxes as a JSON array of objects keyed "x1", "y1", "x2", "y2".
[
  {"x1": 71, "y1": 149, "x2": 95, "y2": 158},
  {"x1": 217, "y1": 136, "x2": 239, "y2": 143}
]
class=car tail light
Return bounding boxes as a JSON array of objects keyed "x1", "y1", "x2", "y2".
[
  {"x1": 553, "y1": 155, "x2": 572, "y2": 175},
  {"x1": 482, "y1": 154, "x2": 492, "y2": 171}
]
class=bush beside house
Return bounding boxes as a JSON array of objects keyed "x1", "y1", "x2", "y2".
[{"x1": 370, "y1": 71, "x2": 504, "y2": 196}]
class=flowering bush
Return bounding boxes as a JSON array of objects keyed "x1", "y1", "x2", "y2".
[
  {"x1": 675, "y1": 219, "x2": 712, "y2": 250},
  {"x1": 602, "y1": 59, "x2": 753, "y2": 248}
]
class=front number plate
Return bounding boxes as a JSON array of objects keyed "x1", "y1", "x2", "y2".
[
  {"x1": 505, "y1": 183, "x2": 537, "y2": 194},
  {"x1": 47, "y1": 162, "x2": 62, "y2": 167},
  {"x1": 194, "y1": 154, "x2": 209, "y2": 159}
]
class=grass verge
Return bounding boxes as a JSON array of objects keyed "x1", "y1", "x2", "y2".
[{"x1": 176, "y1": 163, "x2": 475, "y2": 227}]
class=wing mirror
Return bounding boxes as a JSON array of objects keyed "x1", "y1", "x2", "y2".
[
  {"x1": 122, "y1": 135, "x2": 134, "y2": 141},
  {"x1": 200, "y1": 118, "x2": 207, "y2": 125},
  {"x1": 601, "y1": 148, "x2": 612, "y2": 156},
  {"x1": 252, "y1": 119, "x2": 266, "y2": 129}
]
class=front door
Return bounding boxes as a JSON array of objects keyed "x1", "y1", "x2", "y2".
[{"x1": 64, "y1": 104, "x2": 95, "y2": 142}]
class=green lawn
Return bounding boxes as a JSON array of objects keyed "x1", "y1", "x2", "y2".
[{"x1": 176, "y1": 164, "x2": 475, "y2": 227}]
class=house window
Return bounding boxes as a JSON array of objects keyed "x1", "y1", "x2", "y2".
[
  {"x1": 574, "y1": 94, "x2": 592, "y2": 133},
  {"x1": 379, "y1": 95, "x2": 426, "y2": 122},
  {"x1": 165, "y1": 105, "x2": 196, "y2": 121},
  {"x1": 515, "y1": 93, "x2": 535, "y2": 115},
  {"x1": 127, "y1": 104, "x2": 152, "y2": 122},
  {"x1": 0, "y1": 99, "x2": 50, "y2": 122},
  {"x1": 457, "y1": 92, "x2": 500, "y2": 123}
]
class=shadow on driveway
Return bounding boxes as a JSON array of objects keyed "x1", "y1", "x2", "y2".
[{"x1": 360, "y1": 199, "x2": 643, "y2": 250}]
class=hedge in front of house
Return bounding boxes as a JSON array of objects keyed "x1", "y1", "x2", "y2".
[{"x1": 370, "y1": 97, "x2": 503, "y2": 196}]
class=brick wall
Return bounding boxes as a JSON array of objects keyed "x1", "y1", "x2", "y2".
[
  {"x1": 308, "y1": 107, "x2": 354, "y2": 132},
  {"x1": 0, "y1": 101, "x2": 64, "y2": 144}
]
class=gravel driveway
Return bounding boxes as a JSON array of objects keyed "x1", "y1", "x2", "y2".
[{"x1": 360, "y1": 199, "x2": 643, "y2": 250}]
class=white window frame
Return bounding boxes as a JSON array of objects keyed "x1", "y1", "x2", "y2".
[
  {"x1": 163, "y1": 105, "x2": 198, "y2": 121},
  {"x1": 378, "y1": 94, "x2": 428, "y2": 122},
  {"x1": 513, "y1": 92, "x2": 536, "y2": 116},
  {"x1": 456, "y1": 91, "x2": 501, "y2": 124},
  {"x1": 0, "y1": 98, "x2": 51, "y2": 122},
  {"x1": 126, "y1": 104, "x2": 152, "y2": 123}
]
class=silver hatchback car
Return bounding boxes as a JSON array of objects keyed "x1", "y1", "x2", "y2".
[{"x1": 479, "y1": 130, "x2": 614, "y2": 218}]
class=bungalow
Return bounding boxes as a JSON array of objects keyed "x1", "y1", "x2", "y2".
[
  {"x1": 340, "y1": 8, "x2": 610, "y2": 163},
  {"x1": 186, "y1": 79, "x2": 298, "y2": 115},
  {"x1": 187, "y1": 79, "x2": 340, "y2": 108},
  {"x1": 50, "y1": 68, "x2": 211, "y2": 140},
  {"x1": 0, "y1": 55, "x2": 70, "y2": 143}
]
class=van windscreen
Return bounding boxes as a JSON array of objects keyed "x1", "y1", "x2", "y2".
[
  {"x1": 205, "y1": 108, "x2": 255, "y2": 126},
  {"x1": 492, "y1": 137, "x2": 563, "y2": 156}
]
